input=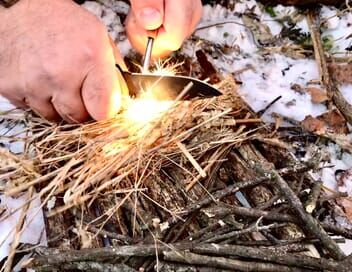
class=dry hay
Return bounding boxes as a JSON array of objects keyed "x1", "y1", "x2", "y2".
[
  {"x1": 1, "y1": 78, "x2": 260, "y2": 214},
  {"x1": 1, "y1": 77, "x2": 352, "y2": 271}
]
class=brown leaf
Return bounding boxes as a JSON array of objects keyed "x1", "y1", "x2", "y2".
[
  {"x1": 301, "y1": 109, "x2": 349, "y2": 135},
  {"x1": 339, "y1": 198, "x2": 352, "y2": 223},
  {"x1": 305, "y1": 87, "x2": 328, "y2": 104},
  {"x1": 319, "y1": 109, "x2": 349, "y2": 134},
  {"x1": 336, "y1": 169, "x2": 352, "y2": 187},
  {"x1": 329, "y1": 63, "x2": 352, "y2": 84},
  {"x1": 301, "y1": 115, "x2": 327, "y2": 135}
]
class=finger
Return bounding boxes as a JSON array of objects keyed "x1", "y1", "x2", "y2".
[
  {"x1": 129, "y1": 0, "x2": 164, "y2": 30},
  {"x1": 51, "y1": 90, "x2": 90, "y2": 123},
  {"x1": 81, "y1": 59, "x2": 125, "y2": 121},
  {"x1": 24, "y1": 96, "x2": 61, "y2": 122},
  {"x1": 108, "y1": 35, "x2": 127, "y2": 70},
  {"x1": 125, "y1": 12, "x2": 150, "y2": 55},
  {"x1": 158, "y1": 0, "x2": 200, "y2": 51},
  {"x1": 126, "y1": 0, "x2": 202, "y2": 58}
]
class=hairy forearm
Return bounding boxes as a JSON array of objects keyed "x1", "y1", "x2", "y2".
[{"x1": 0, "y1": 0, "x2": 19, "y2": 8}]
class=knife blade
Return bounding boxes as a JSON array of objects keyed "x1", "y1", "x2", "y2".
[{"x1": 119, "y1": 69, "x2": 222, "y2": 101}]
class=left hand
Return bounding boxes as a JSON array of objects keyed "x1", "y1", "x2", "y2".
[{"x1": 125, "y1": 0, "x2": 202, "y2": 58}]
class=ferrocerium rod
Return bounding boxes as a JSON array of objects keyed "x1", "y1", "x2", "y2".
[{"x1": 142, "y1": 36, "x2": 154, "y2": 73}]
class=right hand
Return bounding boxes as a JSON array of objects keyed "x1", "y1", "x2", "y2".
[{"x1": 0, "y1": 0, "x2": 127, "y2": 123}]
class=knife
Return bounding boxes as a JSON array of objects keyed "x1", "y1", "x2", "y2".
[
  {"x1": 118, "y1": 68, "x2": 222, "y2": 101},
  {"x1": 117, "y1": 36, "x2": 222, "y2": 101}
]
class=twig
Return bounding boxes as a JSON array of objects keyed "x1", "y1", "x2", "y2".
[
  {"x1": 305, "y1": 181, "x2": 322, "y2": 213},
  {"x1": 172, "y1": 162, "x2": 316, "y2": 225},
  {"x1": 192, "y1": 244, "x2": 342, "y2": 271},
  {"x1": 33, "y1": 262, "x2": 136, "y2": 272},
  {"x1": 205, "y1": 204, "x2": 352, "y2": 240},
  {"x1": 307, "y1": 11, "x2": 352, "y2": 125},
  {"x1": 266, "y1": 167, "x2": 345, "y2": 260},
  {"x1": 163, "y1": 250, "x2": 308, "y2": 272},
  {"x1": 203, "y1": 222, "x2": 285, "y2": 244}
]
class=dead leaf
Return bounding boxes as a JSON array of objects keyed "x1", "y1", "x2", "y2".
[
  {"x1": 339, "y1": 198, "x2": 352, "y2": 223},
  {"x1": 301, "y1": 110, "x2": 349, "y2": 135},
  {"x1": 301, "y1": 116, "x2": 327, "y2": 135},
  {"x1": 328, "y1": 63, "x2": 352, "y2": 84},
  {"x1": 291, "y1": 84, "x2": 305, "y2": 94},
  {"x1": 336, "y1": 168, "x2": 352, "y2": 187},
  {"x1": 320, "y1": 109, "x2": 349, "y2": 134},
  {"x1": 305, "y1": 87, "x2": 328, "y2": 104}
]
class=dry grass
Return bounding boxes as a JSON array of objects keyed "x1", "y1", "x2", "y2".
[{"x1": 0, "y1": 78, "x2": 262, "y2": 231}]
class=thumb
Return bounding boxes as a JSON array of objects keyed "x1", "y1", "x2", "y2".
[
  {"x1": 81, "y1": 61, "x2": 126, "y2": 121},
  {"x1": 130, "y1": 0, "x2": 164, "y2": 30}
]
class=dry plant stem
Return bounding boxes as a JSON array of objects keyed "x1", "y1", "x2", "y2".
[
  {"x1": 305, "y1": 181, "x2": 322, "y2": 213},
  {"x1": 307, "y1": 11, "x2": 352, "y2": 125},
  {"x1": 3, "y1": 187, "x2": 34, "y2": 272},
  {"x1": 163, "y1": 250, "x2": 308, "y2": 272},
  {"x1": 186, "y1": 144, "x2": 232, "y2": 192},
  {"x1": 192, "y1": 244, "x2": 341, "y2": 271},
  {"x1": 176, "y1": 141, "x2": 206, "y2": 178}
]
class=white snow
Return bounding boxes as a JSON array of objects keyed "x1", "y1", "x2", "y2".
[
  {"x1": 341, "y1": 84, "x2": 352, "y2": 105},
  {"x1": 320, "y1": 6, "x2": 352, "y2": 55},
  {"x1": 0, "y1": 193, "x2": 47, "y2": 262}
]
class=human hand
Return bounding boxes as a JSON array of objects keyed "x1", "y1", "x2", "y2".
[
  {"x1": 125, "y1": 0, "x2": 202, "y2": 58},
  {"x1": 0, "y1": 0, "x2": 127, "y2": 122}
]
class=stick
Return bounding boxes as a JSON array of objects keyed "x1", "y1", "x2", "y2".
[
  {"x1": 305, "y1": 181, "x2": 322, "y2": 213},
  {"x1": 206, "y1": 204, "x2": 352, "y2": 240},
  {"x1": 33, "y1": 262, "x2": 136, "y2": 272},
  {"x1": 171, "y1": 162, "x2": 315, "y2": 224},
  {"x1": 163, "y1": 250, "x2": 308, "y2": 272},
  {"x1": 204, "y1": 223, "x2": 285, "y2": 244},
  {"x1": 192, "y1": 244, "x2": 342, "y2": 271},
  {"x1": 307, "y1": 11, "x2": 352, "y2": 125},
  {"x1": 267, "y1": 168, "x2": 345, "y2": 260}
]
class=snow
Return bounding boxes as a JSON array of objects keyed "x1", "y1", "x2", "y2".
[
  {"x1": 341, "y1": 84, "x2": 352, "y2": 105},
  {"x1": 1, "y1": 0, "x2": 352, "y2": 263},
  {"x1": 320, "y1": 6, "x2": 352, "y2": 55},
  {"x1": 0, "y1": 193, "x2": 47, "y2": 262}
]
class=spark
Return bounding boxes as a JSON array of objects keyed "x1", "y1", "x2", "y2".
[{"x1": 122, "y1": 61, "x2": 180, "y2": 126}]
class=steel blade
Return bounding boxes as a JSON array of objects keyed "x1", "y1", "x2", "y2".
[{"x1": 121, "y1": 71, "x2": 222, "y2": 101}]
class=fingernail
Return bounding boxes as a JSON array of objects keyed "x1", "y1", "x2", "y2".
[{"x1": 136, "y1": 7, "x2": 162, "y2": 30}]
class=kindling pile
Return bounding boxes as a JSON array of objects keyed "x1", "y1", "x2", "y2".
[{"x1": 1, "y1": 77, "x2": 352, "y2": 271}]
